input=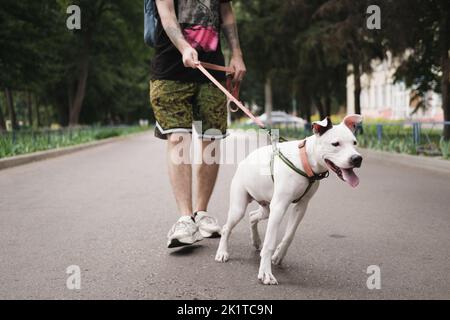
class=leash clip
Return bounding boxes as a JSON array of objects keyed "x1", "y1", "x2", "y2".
[{"x1": 268, "y1": 128, "x2": 280, "y2": 153}]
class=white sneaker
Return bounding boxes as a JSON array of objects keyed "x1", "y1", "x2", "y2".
[
  {"x1": 194, "y1": 211, "x2": 221, "y2": 238},
  {"x1": 167, "y1": 216, "x2": 203, "y2": 248}
]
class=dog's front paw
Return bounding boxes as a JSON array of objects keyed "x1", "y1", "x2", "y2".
[
  {"x1": 271, "y1": 244, "x2": 287, "y2": 265},
  {"x1": 258, "y1": 271, "x2": 278, "y2": 285},
  {"x1": 271, "y1": 253, "x2": 283, "y2": 265},
  {"x1": 215, "y1": 251, "x2": 229, "y2": 263}
]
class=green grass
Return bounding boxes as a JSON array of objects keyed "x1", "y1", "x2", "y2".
[
  {"x1": 0, "y1": 125, "x2": 150, "y2": 159},
  {"x1": 440, "y1": 138, "x2": 450, "y2": 159},
  {"x1": 93, "y1": 128, "x2": 122, "y2": 140},
  {"x1": 359, "y1": 124, "x2": 446, "y2": 156}
]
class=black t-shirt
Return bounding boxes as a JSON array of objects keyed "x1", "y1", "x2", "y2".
[{"x1": 150, "y1": 0, "x2": 231, "y2": 83}]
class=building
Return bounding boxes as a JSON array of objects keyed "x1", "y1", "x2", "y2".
[{"x1": 346, "y1": 53, "x2": 443, "y2": 121}]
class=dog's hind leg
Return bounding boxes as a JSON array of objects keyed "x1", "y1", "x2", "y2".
[
  {"x1": 249, "y1": 205, "x2": 269, "y2": 250},
  {"x1": 215, "y1": 181, "x2": 250, "y2": 263},
  {"x1": 271, "y1": 200, "x2": 309, "y2": 265}
]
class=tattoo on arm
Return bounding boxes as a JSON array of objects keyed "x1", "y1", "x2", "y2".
[
  {"x1": 165, "y1": 25, "x2": 185, "y2": 48},
  {"x1": 222, "y1": 23, "x2": 241, "y2": 52},
  {"x1": 156, "y1": 0, "x2": 189, "y2": 51}
]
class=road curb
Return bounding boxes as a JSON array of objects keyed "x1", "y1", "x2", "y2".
[
  {"x1": 0, "y1": 131, "x2": 149, "y2": 171},
  {"x1": 361, "y1": 148, "x2": 450, "y2": 175}
]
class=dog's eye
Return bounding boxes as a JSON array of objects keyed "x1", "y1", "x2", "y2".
[
  {"x1": 332, "y1": 142, "x2": 340, "y2": 147},
  {"x1": 353, "y1": 141, "x2": 357, "y2": 145}
]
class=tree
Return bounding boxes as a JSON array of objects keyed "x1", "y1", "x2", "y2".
[
  {"x1": 66, "y1": 0, "x2": 114, "y2": 125},
  {"x1": 0, "y1": 0, "x2": 67, "y2": 128},
  {"x1": 0, "y1": 0, "x2": 151, "y2": 128},
  {"x1": 236, "y1": 0, "x2": 368, "y2": 124},
  {"x1": 236, "y1": 0, "x2": 286, "y2": 126},
  {"x1": 291, "y1": 5, "x2": 349, "y2": 120},
  {"x1": 313, "y1": 0, "x2": 384, "y2": 116},
  {"x1": 381, "y1": 0, "x2": 450, "y2": 139},
  {"x1": 59, "y1": 0, "x2": 149, "y2": 125}
]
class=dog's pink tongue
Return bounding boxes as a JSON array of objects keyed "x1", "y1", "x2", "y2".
[{"x1": 342, "y1": 168, "x2": 359, "y2": 188}]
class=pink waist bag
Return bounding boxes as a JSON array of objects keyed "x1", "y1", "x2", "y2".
[{"x1": 183, "y1": 26, "x2": 219, "y2": 52}]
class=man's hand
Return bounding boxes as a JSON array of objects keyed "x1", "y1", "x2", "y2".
[
  {"x1": 182, "y1": 46, "x2": 199, "y2": 69},
  {"x1": 229, "y1": 53, "x2": 246, "y2": 82},
  {"x1": 220, "y1": 2, "x2": 246, "y2": 82}
]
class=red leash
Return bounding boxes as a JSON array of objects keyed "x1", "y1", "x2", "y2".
[
  {"x1": 198, "y1": 62, "x2": 240, "y2": 111},
  {"x1": 198, "y1": 62, "x2": 266, "y2": 129},
  {"x1": 198, "y1": 62, "x2": 322, "y2": 180}
]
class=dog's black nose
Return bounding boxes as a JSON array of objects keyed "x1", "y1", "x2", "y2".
[{"x1": 350, "y1": 155, "x2": 363, "y2": 168}]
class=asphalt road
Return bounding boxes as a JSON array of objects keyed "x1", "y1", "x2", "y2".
[{"x1": 1, "y1": 131, "x2": 450, "y2": 299}]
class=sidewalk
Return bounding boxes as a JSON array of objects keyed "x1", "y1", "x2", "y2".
[{"x1": 0, "y1": 131, "x2": 148, "y2": 171}]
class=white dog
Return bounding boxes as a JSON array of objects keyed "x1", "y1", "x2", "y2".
[{"x1": 215, "y1": 115, "x2": 363, "y2": 285}]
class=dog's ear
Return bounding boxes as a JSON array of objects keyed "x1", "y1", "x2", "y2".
[
  {"x1": 342, "y1": 114, "x2": 363, "y2": 133},
  {"x1": 312, "y1": 117, "x2": 332, "y2": 136}
]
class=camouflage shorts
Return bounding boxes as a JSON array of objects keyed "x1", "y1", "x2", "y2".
[{"x1": 149, "y1": 80, "x2": 228, "y2": 140}]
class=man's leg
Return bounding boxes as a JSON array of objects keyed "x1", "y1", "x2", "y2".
[
  {"x1": 195, "y1": 139, "x2": 220, "y2": 212},
  {"x1": 192, "y1": 82, "x2": 227, "y2": 237},
  {"x1": 150, "y1": 80, "x2": 202, "y2": 247},
  {"x1": 165, "y1": 132, "x2": 203, "y2": 248},
  {"x1": 167, "y1": 132, "x2": 193, "y2": 216},
  {"x1": 194, "y1": 81, "x2": 227, "y2": 213},
  {"x1": 192, "y1": 138, "x2": 222, "y2": 238}
]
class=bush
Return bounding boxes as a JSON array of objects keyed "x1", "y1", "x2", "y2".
[
  {"x1": 94, "y1": 129, "x2": 121, "y2": 140},
  {"x1": 440, "y1": 138, "x2": 450, "y2": 159},
  {"x1": 0, "y1": 126, "x2": 150, "y2": 159}
]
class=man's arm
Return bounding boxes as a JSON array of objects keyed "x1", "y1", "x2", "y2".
[
  {"x1": 155, "y1": 0, "x2": 198, "y2": 68},
  {"x1": 220, "y1": 1, "x2": 246, "y2": 82}
]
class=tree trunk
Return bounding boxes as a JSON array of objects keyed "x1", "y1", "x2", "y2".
[
  {"x1": 35, "y1": 95, "x2": 41, "y2": 127},
  {"x1": 304, "y1": 99, "x2": 311, "y2": 124},
  {"x1": 291, "y1": 82, "x2": 298, "y2": 117},
  {"x1": 315, "y1": 96, "x2": 326, "y2": 119},
  {"x1": 69, "y1": 55, "x2": 89, "y2": 126},
  {"x1": 352, "y1": 60, "x2": 362, "y2": 115},
  {"x1": 4, "y1": 88, "x2": 18, "y2": 130},
  {"x1": 66, "y1": 80, "x2": 74, "y2": 126},
  {"x1": 264, "y1": 75, "x2": 273, "y2": 127},
  {"x1": 325, "y1": 95, "x2": 331, "y2": 117},
  {"x1": 292, "y1": 97, "x2": 297, "y2": 117},
  {"x1": 0, "y1": 99, "x2": 6, "y2": 131},
  {"x1": 298, "y1": 83, "x2": 311, "y2": 124},
  {"x1": 45, "y1": 102, "x2": 52, "y2": 127},
  {"x1": 26, "y1": 91, "x2": 33, "y2": 127},
  {"x1": 440, "y1": 6, "x2": 450, "y2": 140}
]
